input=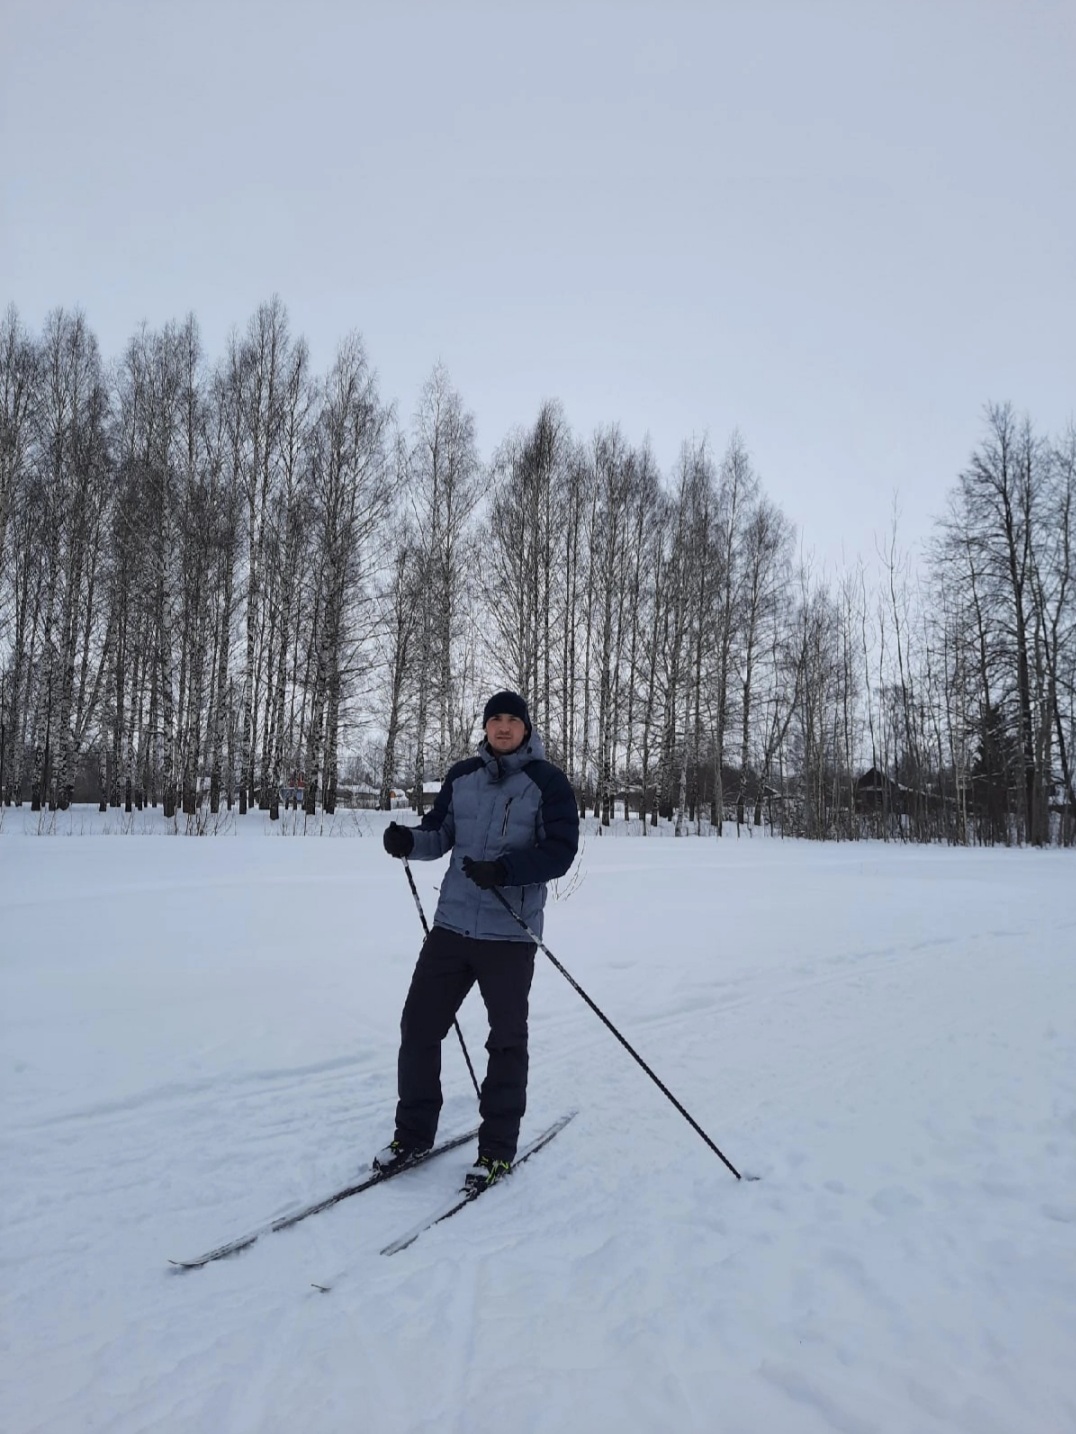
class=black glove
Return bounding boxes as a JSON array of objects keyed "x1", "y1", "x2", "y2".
[
  {"x1": 462, "y1": 857, "x2": 508, "y2": 890},
  {"x1": 383, "y1": 822, "x2": 414, "y2": 858}
]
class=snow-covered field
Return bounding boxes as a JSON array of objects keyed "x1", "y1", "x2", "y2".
[{"x1": 2, "y1": 810, "x2": 1075, "y2": 1434}]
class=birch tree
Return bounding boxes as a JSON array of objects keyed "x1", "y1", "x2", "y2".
[
  {"x1": 303, "y1": 335, "x2": 392, "y2": 814},
  {"x1": 0, "y1": 308, "x2": 38, "y2": 803},
  {"x1": 405, "y1": 364, "x2": 481, "y2": 803},
  {"x1": 31, "y1": 310, "x2": 112, "y2": 810}
]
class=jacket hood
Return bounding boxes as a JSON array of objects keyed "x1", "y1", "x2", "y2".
[{"x1": 480, "y1": 728, "x2": 547, "y2": 780}]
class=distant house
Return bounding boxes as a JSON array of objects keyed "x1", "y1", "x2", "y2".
[
  {"x1": 347, "y1": 784, "x2": 381, "y2": 810},
  {"x1": 410, "y1": 779, "x2": 444, "y2": 809},
  {"x1": 280, "y1": 771, "x2": 305, "y2": 807},
  {"x1": 855, "y1": 767, "x2": 906, "y2": 814},
  {"x1": 718, "y1": 764, "x2": 781, "y2": 811},
  {"x1": 854, "y1": 767, "x2": 954, "y2": 818}
]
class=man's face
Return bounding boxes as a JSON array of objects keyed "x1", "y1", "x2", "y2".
[{"x1": 485, "y1": 713, "x2": 528, "y2": 754}]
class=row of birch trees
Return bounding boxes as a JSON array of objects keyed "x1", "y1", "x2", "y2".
[{"x1": 1, "y1": 301, "x2": 1073, "y2": 843}]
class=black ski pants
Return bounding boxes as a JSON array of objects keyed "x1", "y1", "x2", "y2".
[{"x1": 395, "y1": 924, "x2": 536, "y2": 1162}]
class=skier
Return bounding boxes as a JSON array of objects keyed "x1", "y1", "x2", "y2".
[{"x1": 376, "y1": 690, "x2": 579, "y2": 1189}]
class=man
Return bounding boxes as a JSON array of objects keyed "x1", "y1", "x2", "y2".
[{"x1": 376, "y1": 690, "x2": 579, "y2": 1189}]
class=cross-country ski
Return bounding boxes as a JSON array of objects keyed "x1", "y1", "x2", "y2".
[
  {"x1": 309, "y1": 1113, "x2": 574, "y2": 1289},
  {"x1": 380, "y1": 1111, "x2": 575, "y2": 1259},
  {"x1": 168, "y1": 1125, "x2": 480, "y2": 1270}
]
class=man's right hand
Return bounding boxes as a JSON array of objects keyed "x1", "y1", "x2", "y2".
[{"x1": 383, "y1": 822, "x2": 414, "y2": 858}]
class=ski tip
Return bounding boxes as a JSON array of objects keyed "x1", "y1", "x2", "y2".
[{"x1": 311, "y1": 1282, "x2": 332, "y2": 1293}]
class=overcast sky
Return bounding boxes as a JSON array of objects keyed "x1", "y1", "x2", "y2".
[{"x1": 2, "y1": 0, "x2": 1073, "y2": 574}]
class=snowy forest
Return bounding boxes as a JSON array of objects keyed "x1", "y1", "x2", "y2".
[{"x1": 0, "y1": 298, "x2": 1073, "y2": 846}]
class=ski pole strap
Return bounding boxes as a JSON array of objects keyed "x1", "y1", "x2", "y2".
[
  {"x1": 490, "y1": 887, "x2": 743, "y2": 1181},
  {"x1": 401, "y1": 858, "x2": 480, "y2": 1100}
]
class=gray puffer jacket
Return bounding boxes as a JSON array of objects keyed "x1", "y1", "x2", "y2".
[{"x1": 408, "y1": 730, "x2": 579, "y2": 942}]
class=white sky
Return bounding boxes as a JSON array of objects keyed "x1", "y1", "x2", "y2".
[{"x1": 2, "y1": 0, "x2": 1074, "y2": 574}]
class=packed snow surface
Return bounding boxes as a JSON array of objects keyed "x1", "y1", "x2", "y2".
[{"x1": 2, "y1": 809, "x2": 1075, "y2": 1434}]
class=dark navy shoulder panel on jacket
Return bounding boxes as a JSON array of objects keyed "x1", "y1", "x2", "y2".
[{"x1": 500, "y1": 761, "x2": 579, "y2": 887}]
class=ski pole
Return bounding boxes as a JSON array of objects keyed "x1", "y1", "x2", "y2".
[
  {"x1": 490, "y1": 888, "x2": 749, "y2": 1181},
  {"x1": 402, "y1": 858, "x2": 481, "y2": 1099}
]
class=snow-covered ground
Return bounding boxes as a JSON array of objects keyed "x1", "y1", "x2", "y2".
[{"x1": 2, "y1": 809, "x2": 1075, "y2": 1434}]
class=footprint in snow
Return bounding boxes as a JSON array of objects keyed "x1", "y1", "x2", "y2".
[{"x1": 870, "y1": 1186, "x2": 923, "y2": 1217}]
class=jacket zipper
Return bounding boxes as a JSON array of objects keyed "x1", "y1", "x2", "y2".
[{"x1": 500, "y1": 799, "x2": 513, "y2": 837}]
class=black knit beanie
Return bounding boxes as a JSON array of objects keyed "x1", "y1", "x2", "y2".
[{"x1": 482, "y1": 690, "x2": 531, "y2": 734}]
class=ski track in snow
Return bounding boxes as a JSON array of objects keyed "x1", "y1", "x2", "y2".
[{"x1": 2, "y1": 818, "x2": 1075, "y2": 1433}]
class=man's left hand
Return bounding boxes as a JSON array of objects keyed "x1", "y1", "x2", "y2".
[{"x1": 462, "y1": 857, "x2": 508, "y2": 890}]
